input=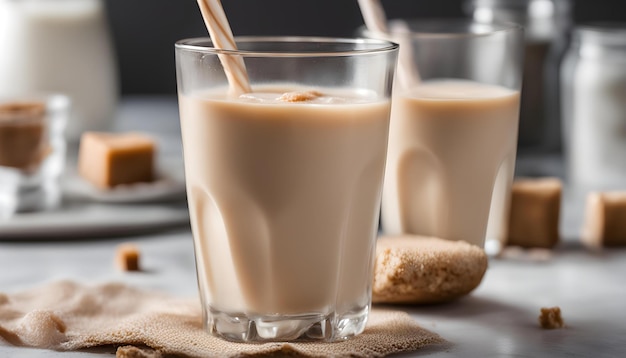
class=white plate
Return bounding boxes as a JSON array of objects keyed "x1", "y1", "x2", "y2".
[
  {"x1": 62, "y1": 170, "x2": 187, "y2": 204},
  {"x1": 0, "y1": 200, "x2": 189, "y2": 239},
  {"x1": 0, "y1": 163, "x2": 190, "y2": 240}
]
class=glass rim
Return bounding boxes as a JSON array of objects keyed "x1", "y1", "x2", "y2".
[
  {"x1": 175, "y1": 36, "x2": 399, "y2": 57},
  {"x1": 0, "y1": 93, "x2": 69, "y2": 109},
  {"x1": 573, "y1": 22, "x2": 626, "y2": 47},
  {"x1": 360, "y1": 18, "x2": 523, "y2": 39},
  {"x1": 576, "y1": 22, "x2": 626, "y2": 36},
  {"x1": 465, "y1": 0, "x2": 572, "y2": 10}
]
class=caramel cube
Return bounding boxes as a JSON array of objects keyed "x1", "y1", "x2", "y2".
[
  {"x1": 506, "y1": 178, "x2": 562, "y2": 249},
  {"x1": 78, "y1": 132, "x2": 155, "y2": 189},
  {"x1": 115, "y1": 243, "x2": 141, "y2": 271},
  {"x1": 116, "y1": 346, "x2": 162, "y2": 358},
  {"x1": 582, "y1": 192, "x2": 626, "y2": 247},
  {"x1": 539, "y1": 306, "x2": 564, "y2": 329}
]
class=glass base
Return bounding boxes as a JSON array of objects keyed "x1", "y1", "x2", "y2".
[{"x1": 205, "y1": 306, "x2": 369, "y2": 342}]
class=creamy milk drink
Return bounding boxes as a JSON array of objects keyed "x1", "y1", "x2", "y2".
[
  {"x1": 179, "y1": 86, "x2": 391, "y2": 340},
  {"x1": 382, "y1": 80, "x2": 520, "y2": 247}
]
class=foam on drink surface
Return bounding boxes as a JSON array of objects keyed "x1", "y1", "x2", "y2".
[
  {"x1": 234, "y1": 87, "x2": 377, "y2": 105},
  {"x1": 402, "y1": 79, "x2": 518, "y2": 100}
]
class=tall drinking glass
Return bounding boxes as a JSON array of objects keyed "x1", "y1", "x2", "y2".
[
  {"x1": 175, "y1": 37, "x2": 398, "y2": 342},
  {"x1": 363, "y1": 20, "x2": 523, "y2": 255}
]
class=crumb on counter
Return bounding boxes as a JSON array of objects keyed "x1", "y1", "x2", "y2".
[
  {"x1": 539, "y1": 306, "x2": 564, "y2": 329},
  {"x1": 278, "y1": 90, "x2": 323, "y2": 103},
  {"x1": 115, "y1": 244, "x2": 141, "y2": 272}
]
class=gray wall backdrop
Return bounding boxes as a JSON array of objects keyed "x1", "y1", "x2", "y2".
[{"x1": 105, "y1": 0, "x2": 626, "y2": 94}]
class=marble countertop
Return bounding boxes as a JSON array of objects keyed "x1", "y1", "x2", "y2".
[{"x1": 0, "y1": 96, "x2": 624, "y2": 357}]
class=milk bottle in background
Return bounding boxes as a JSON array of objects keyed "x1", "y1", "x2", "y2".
[
  {"x1": 465, "y1": 0, "x2": 572, "y2": 154},
  {"x1": 0, "y1": 0, "x2": 118, "y2": 141}
]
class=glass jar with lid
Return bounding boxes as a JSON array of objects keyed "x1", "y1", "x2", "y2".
[
  {"x1": 465, "y1": 0, "x2": 572, "y2": 154},
  {"x1": 561, "y1": 24, "x2": 626, "y2": 191}
]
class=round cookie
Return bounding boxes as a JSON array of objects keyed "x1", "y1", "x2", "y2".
[{"x1": 373, "y1": 235, "x2": 488, "y2": 304}]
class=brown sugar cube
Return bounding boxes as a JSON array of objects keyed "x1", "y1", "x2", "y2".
[
  {"x1": 539, "y1": 306, "x2": 564, "y2": 329},
  {"x1": 0, "y1": 101, "x2": 48, "y2": 171},
  {"x1": 78, "y1": 132, "x2": 155, "y2": 189},
  {"x1": 116, "y1": 346, "x2": 162, "y2": 358},
  {"x1": 373, "y1": 235, "x2": 488, "y2": 304},
  {"x1": 582, "y1": 192, "x2": 626, "y2": 247},
  {"x1": 115, "y1": 243, "x2": 141, "y2": 271},
  {"x1": 506, "y1": 178, "x2": 562, "y2": 249}
]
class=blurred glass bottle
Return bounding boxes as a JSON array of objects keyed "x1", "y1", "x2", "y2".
[
  {"x1": 561, "y1": 24, "x2": 626, "y2": 191},
  {"x1": 465, "y1": 0, "x2": 572, "y2": 154},
  {"x1": 0, "y1": 0, "x2": 118, "y2": 142}
]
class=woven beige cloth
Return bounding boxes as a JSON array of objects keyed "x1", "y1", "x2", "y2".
[{"x1": 0, "y1": 281, "x2": 444, "y2": 357}]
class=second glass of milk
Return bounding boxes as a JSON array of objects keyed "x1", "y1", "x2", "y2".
[
  {"x1": 175, "y1": 37, "x2": 398, "y2": 342},
  {"x1": 364, "y1": 20, "x2": 524, "y2": 254}
]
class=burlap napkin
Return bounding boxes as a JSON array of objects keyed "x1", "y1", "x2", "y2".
[{"x1": 0, "y1": 281, "x2": 444, "y2": 357}]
